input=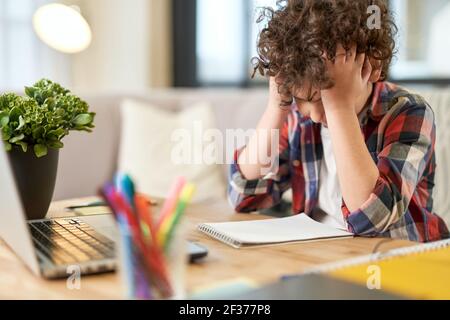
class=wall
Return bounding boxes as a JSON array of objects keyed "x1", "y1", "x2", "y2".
[
  {"x1": 149, "y1": 0, "x2": 172, "y2": 87},
  {"x1": 71, "y1": 0, "x2": 171, "y2": 92}
]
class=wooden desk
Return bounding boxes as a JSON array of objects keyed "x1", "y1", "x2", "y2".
[{"x1": 0, "y1": 197, "x2": 415, "y2": 299}]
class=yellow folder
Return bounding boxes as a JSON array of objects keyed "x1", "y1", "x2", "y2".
[{"x1": 309, "y1": 239, "x2": 450, "y2": 300}]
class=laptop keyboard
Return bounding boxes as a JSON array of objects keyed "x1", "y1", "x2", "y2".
[{"x1": 28, "y1": 218, "x2": 115, "y2": 266}]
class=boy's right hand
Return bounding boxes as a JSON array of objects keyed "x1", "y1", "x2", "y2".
[
  {"x1": 238, "y1": 76, "x2": 291, "y2": 179},
  {"x1": 269, "y1": 77, "x2": 293, "y2": 111}
]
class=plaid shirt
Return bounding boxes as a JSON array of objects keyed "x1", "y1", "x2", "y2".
[{"x1": 228, "y1": 82, "x2": 449, "y2": 242}]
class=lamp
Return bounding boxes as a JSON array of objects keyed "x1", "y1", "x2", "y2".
[{"x1": 33, "y1": 3, "x2": 92, "y2": 54}]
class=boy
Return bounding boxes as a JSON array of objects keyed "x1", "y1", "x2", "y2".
[{"x1": 228, "y1": 0, "x2": 449, "y2": 242}]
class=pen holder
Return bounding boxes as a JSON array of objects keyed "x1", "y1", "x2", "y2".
[
  {"x1": 101, "y1": 174, "x2": 195, "y2": 300},
  {"x1": 117, "y1": 218, "x2": 188, "y2": 300},
  {"x1": 164, "y1": 225, "x2": 188, "y2": 300}
]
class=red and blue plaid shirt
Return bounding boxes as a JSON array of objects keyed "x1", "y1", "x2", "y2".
[{"x1": 228, "y1": 82, "x2": 449, "y2": 242}]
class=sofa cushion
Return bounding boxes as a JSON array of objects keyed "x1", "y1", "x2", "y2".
[
  {"x1": 417, "y1": 89, "x2": 450, "y2": 226},
  {"x1": 53, "y1": 95, "x2": 122, "y2": 200},
  {"x1": 53, "y1": 89, "x2": 268, "y2": 201},
  {"x1": 118, "y1": 98, "x2": 226, "y2": 202}
]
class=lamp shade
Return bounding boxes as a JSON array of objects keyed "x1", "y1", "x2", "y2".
[{"x1": 33, "y1": 4, "x2": 92, "y2": 54}]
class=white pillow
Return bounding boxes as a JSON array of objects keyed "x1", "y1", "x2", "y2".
[
  {"x1": 418, "y1": 89, "x2": 450, "y2": 226},
  {"x1": 118, "y1": 99, "x2": 226, "y2": 203}
]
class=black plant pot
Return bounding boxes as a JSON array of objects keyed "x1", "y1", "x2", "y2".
[{"x1": 8, "y1": 147, "x2": 59, "y2": 220}]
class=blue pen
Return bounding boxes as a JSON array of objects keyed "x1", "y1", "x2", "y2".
[
  {"x1": 103, "y1": 185, "x2": 142, "y2": 299},
  {"x1": 102, "y1": 184, "x2": 142, "y2": 299},
  {"x1": 114, "y1": 173, "x2": 136, "y2": 211},
  {"x1": 117, "y1": 214, "x2": 137, "y2": 299}
]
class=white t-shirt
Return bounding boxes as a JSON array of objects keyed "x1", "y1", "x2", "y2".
[{"x1": 311, "y1": 127, "x2": 347, "y2": 230}]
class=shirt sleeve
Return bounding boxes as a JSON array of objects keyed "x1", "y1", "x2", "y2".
[
  {"x1": 342, "y1": 100, "x2": 436, "y2": 236},
  {"x1": 227, "y1": 112, "x2": 294, "y2": 213}
]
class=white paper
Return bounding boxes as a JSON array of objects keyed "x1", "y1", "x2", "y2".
[{"x1": 199, "y1": 214, "x2": 353, "y2": 246}]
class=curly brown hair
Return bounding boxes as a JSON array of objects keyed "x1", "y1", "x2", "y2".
[{"x1": 253, "y1": 0, "x2": 397, "y2": 95}]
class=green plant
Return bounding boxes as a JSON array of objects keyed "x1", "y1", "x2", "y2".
[{"x1": 0, "y1": 79, "x2": 95, "y2": 157}]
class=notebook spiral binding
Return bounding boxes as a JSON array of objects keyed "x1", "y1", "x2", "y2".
[
  {"x1": 303, "y1": 238, "x2": 450, "y2": 275},
  {"x1": 198, "y1": 224, "x2": 242, "y2": 249}
]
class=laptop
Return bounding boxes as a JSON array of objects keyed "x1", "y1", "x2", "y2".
[
  {"x1": 0, "y1": 143, "x2": 207, "y2": 279},
  {"x1": 231, "y1": 274, "x2": 405, "y2": 300}
]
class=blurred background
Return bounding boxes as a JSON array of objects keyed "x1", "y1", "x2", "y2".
[
  {"x1": 1, "y1": 0, "x2": 450, "y2": 226},
  {"x1": 1, "y1": 0, "x2": 450, "y2": 93}
]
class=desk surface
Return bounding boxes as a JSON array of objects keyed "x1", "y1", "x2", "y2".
[{"x1": 0, "y1": 197, "x2": 415, "y2": 299}]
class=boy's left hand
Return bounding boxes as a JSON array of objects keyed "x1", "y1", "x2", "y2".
[{"x1": 321, "y1": 44, "x2": 372, "y2": 113}]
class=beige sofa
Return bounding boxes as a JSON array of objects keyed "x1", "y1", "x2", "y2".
[
  {"x1": 54, "y1": 89, "x2": 268, "y2": 200},
  {"x1": 54, "y1": 87, "x2": 450, "y2": 225}
]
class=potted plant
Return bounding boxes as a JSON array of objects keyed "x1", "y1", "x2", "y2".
[{"x1": 0, "y1": 79, "x2": 95, "y2": 220}]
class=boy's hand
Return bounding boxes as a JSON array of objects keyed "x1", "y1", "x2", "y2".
[
  {"x1": 321, "y1": 45, "x2": 372, "y2": 113},
  {"x1": 269, "y1": 76, "x2": 293, "y2": 112}
]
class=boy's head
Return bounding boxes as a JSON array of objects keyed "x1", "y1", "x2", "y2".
[{"x1": 253, "y1": 0, "x2": 397, "y2": 97}]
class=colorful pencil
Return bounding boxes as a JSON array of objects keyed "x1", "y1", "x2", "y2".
[
  {"x1": 114, "y1": 173, "x2": 136, "y2": 210},
  {"x1": 156, "y1": 177, "x2": 186, "y2": 232},
  {"x1": 100, "y1": 175, "x2": 195, "y2": 299},
  {"x1": 116, "y1": 214, "x2": 137, "y2": 299},
  {"x1": 162, "y1": 183, "x2": 196, "y2": 251},
  {"x1": 135, "y1": 194, "x2": 156, "y2": 244},
  {"x1": 113, "y1": 191, "x2": 173, "y2": 297}
]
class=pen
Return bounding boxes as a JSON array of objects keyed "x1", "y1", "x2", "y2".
[
  {"x1": 114, "y1": 173, "x2": 136, "y2": 210},
  {"x1": 135, "y1": 194, "x2": 156, "y2": 244},
  {"x1": 65, "y1": 201, "x2": 106, "y2": 211},
  {"x1": 162, "y1": 183, "x2": 196, "y2": 251},
  {"x1": 113, "y1": 191, "x2": 173, "y2": 297},
  {"x1": 156, "y1": 177, "x2": 186, "y2": 231},
  {"x1": 65, "y1": 198, "x2": 157, "y2": 211},
  {"x1": 117, "y1": 214, "x2": 137, "y2": 299}
]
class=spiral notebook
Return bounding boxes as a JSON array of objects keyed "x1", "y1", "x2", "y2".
[
  {"x1": 303, "y1": 238, "x2": 450, "y2": 299},
  {"x1": 198, "y1": 214, "x2": 353, "y2": 248}
]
